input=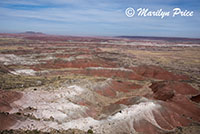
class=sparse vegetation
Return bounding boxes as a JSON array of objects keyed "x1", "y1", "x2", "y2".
[
  {"x1": 0, "y1": 34, "x2": 199, "y2": 134},
  {"x1": 87, "y1": 129, "x2": 93, "y2": 134},
  {"x1": 0, "y1": 129, "x2": 87, "y2": 134},
  {"x1": 0, "y1": 74, "x2": 48, "y2": 90}
]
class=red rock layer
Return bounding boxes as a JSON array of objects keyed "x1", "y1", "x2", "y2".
[
  {"x1": 72, "y1": 69, "x2": 144, "y2": 81},
  {"x1": 133, "y1": 65, "x2": 189, "y2": 81},
  {"x1": 94, "y1": 80, "x2": 142, "y2": 97},
  {"x1": 32, "y1": 59, "x2": 117, "y2": 71},
  {"x1": 0, "y1": 90, "x2": 22, "y2": 112},
  {"x1": 134, "y1": 119, "x2": 164, "y2": 134},
  {"x1": 0, "y1": 113, "x2": 17, "y2": 130},
  {"x1": 150, "y1": 81, "x2": 199, "y2": 101},
  {"x1": 0, "y1": 90, "x2": 22, "y2": 130},
  {"x1": 142, "y1": 78, "x2": 200, "y2": 134},
  {"x1": 167, "y1": 95, "x2": 200, "y2": 123}
]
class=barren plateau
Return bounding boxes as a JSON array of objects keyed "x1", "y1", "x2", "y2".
[{"x1": 0, "y1": 33, "x2": 200, "y2": 134}]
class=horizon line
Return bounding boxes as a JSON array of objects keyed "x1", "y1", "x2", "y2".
[{"x1": 0, "y1": 32, "x2": 200, "y2": 40}]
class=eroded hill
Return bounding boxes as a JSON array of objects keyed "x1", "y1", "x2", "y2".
[{"x1": 0, "y1": 34, "x2": 200, "y2": 134}]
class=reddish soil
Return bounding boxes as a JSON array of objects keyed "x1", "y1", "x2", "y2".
[
  {"x1": 150, "y1": 81, "x2": 199, "y2": 100},
  {"x1": 0, "y1": 90, "x2": 22, "y2": 112},
  {"x1": 94, "y1": 81, "x2": 142, "y2": 97},
  {"x1": 134, "y1": 119, "x2": 163, "y2": 134},
  {"x1": 0, "y1": 33, "x2": 199, "y2": 133},
  {"x1": 127, "y1": 94, "x2": 200, "y2": 134},
  {"x1": 0, "y1": 113, "x2": 18, "y2": 130},
  {"x1": 96, "y1": 86, "x2": 116, "y2": 97},
  {"x1": 147, "y1": 77, "x2": 200, "y2": 133},
  {"x1": 54, "y1": 54, "x2": 71, "y2": 58},
  {"x1": 167, "y1": 94, "x2": 200, "y2": 122},
  {"x1": 133, "y1": 65, "x2": 189, "y2": 81},
  {"x1": 100, "y1": 103, "x2": 122, "y2": 118},
  {"x1": 115, "y1": 97, "x2": 138, "y2": 105},
  {"x1": 0, "y1": 90, "x2": 22, "y2": 130},
  {"x1": 154, "y1": 87, "x2": 174, "y2": 101},
  {"x1": 32, "y1": 59, "x2": 117, "y2": 71},
  {"x1": 140, "y1": 93, "x2": 200, "y2": 134},
  {"x1": 72, "y1": 48, "x2": 92, "y2": 53},
  {"x1": 113, "y1": 66, "x2": 200, "y2": 134},
  {"x1": 72, "y1": 69, "x2": 144, "y2": 80},
  {"x1": 86, "y1": 107, "x2": 98, "y2": 118},
  {"x1": 152, "y1": 106, "x2": 190, "y2": 130}
]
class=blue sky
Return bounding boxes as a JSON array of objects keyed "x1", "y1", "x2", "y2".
[{"x1": 0, "y1": 0, "x2": 200, "y2": 38}]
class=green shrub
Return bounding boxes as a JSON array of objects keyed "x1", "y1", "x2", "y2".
[{"x1": 87, "y1": 129, "x2": 93, "y2": 134}]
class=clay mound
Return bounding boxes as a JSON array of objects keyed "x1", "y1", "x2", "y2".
[
  {"x1": 133, "y1": 65, "x2": 189, "y2": 81},
  {"x1": 154, "y1": 87, "x2": 174, "y2": 101},
  {"x1": 113, "y1": 95, "x2": 200, "y2": 134},
  {"x1": 101, "y1": 103, "x2": 122, "y2": 117},
  {"x1": 132, "y1": 95, "x2": 200, "y2": 134},
  {"x1": 5, "y1": 84, "x2": 200, "y2": 134},
  {"x1": 150, "y1": 81, "x2": 199, "y2": 97},
  {"x1": 0, "y1": 90, "x2": 22, "y2": 112},
  {"x1": 134, "y1": 119, "x2": 165, "y2": 134},
  {"x1": 109, "y1": 96, "x2": 200, "y2": 134},
  {"x1": 94, "y1": 80, "x2": 142, "y2": 97},
  {"x1": 152, "y1": 106, "x2": 190, "y2": 131},
  {"x1": 0, "y1": 113, "x2": 17, "y2": 130},
  {"x1": 168, "y1": 94, "x2": 200, "y2": 122},
  {"x1": 169, "y1": 82, "x2": 199, "y2": 95},
  {"x1": 145, "y1": 94, "x2": 200, "y2": 133}
]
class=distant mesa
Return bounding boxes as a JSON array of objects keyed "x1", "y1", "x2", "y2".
[
  {"x1": 23, "y1": 31, "x2": 44, "y2": 35},
  {"x1": 116, "y1": 35, "x2": 200, "y2": 43}
]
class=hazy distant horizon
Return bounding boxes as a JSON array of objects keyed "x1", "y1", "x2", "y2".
[
  {"x1": 1, "y1": 31, "x2": 200, "y2": 40},
  {"x1": 0, "y1": 0, "x2": 200, "y2": 38}
]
